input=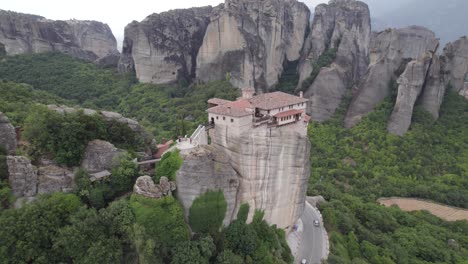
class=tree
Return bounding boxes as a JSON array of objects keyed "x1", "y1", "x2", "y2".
[
  {"x1": 189, "y1": 190, "x2": 227, "y2": 234},
  {"x1": 216, "y1": 250, "x2": 244, "y2": 264},
  {"x1": 237, "y1": 203, "x2": 250, "y2": 223},
  {"x1": 155, "y1": 150, "x2": 183, "y2": 182},
  {"x1": 110, "y1": 153, "x2": 141, "y2": 194},
  {"x1": 224, "y1": 220, "x2": 257, "y2": 257}
]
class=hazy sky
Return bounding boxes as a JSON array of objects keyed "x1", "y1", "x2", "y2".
[{"x1": 1, "y1": 0, "x2": 327, "y2": 42}]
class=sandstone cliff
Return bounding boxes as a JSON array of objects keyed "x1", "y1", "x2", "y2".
[
  {"x1": 299, "y1": 0, "x2": 371, "y2": 121},
  {"x1": 344, "y1": 26, "x2": 439, "y2": 128},
  {"x1": 177, "y1": 121, "x2": 310, "y2": 229},
  {"x1": 0, "y1": 10, "x2": 119, "y2": 64},
  {"x1": 118, "y1": 7, "x2": 213, "y2": 84},
  {"x1": 0, "y1": 112, "x2": 17, "y2": 155},
  {"x1": 196, "y1": 0, "x2": 310, "y2": 90}
]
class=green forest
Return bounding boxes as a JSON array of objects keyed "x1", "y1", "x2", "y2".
[{"x1": 0, "y1": 52, "x2": 467, "y2": 263}]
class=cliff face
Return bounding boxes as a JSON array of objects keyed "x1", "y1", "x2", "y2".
[
  {"x1": 299, "y1": 0, "x2": 371, "y2": 121},
  {"x1": 0, "y1": 112, "x2": 17, "y2": 155},
  {"x1": 196, "y1": 0, "x2": 310, "y2": 91},
  {"x1": 118, "y1": 7, "x2": 213, "y2": 84},
  {"x1": 177, "y1": 121, "x2": 310, "y2": 229},
  {"x1": 344, "y1": 26, "x2": 439, "y2": 128},
  {"x1": 0, "y1": 10, "x2": 119, "y2": 63},
  {"x1": 442, "y1": 37, "x2": 468, "y2": 100}
]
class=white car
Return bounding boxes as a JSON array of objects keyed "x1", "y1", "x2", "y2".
[
  {"x1": 301, "y1": 259, "x2": 307, "y2": 264},
  {"x1": 313, "y1": 220, "x2": 320, "y2": 227}
]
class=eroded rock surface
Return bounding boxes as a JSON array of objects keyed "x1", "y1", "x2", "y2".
[
  {"x1": 119, "y1": 7, "x2": 213, "y2": 84},
  {"x1": 81, "y1": 140, "x2": 125, "y2": 173},
  {"x1": 0, "y1": 112, "x2": 17, "y2": 155},
  {"x1": 6, "y1": 156, "x2": 37, "y2": 197},
  {"x1": 196, "y1": 0, "x2": 310, "y2": 90},
  {"x1": 387, "y1": 54, "x2": 433, "y2": 136},
  {"x1": 345, "y1": 26, "x2": 439, "y2": 127},
  {"x1": 300, "y1": 0, "x2": 371, "y2": 121},
  {"x1": 442, "y1": 37, "x2": 468, "y2": 99},
  {"x1": 420, "y1": 55, "x2": 446, "y2": 119},
  {"x1": 0, "y1": 10, "x2": 119, "y2": 62},
  {"x1": 134, "y1": 176, "x2": 176, "y2": 199},
  {"x1": 37, "y1": 163, "x2": 75, "y2": 194},
  {"x1": 177, "y1": 146, "x2": 240, "y2": 226}
]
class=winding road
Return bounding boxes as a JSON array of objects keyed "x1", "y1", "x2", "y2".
[{"x1": 297, "y1": 202, "x2": 328, "y2": 264}]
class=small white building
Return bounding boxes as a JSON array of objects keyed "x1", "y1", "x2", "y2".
[{"x1": 207, "y1": 88, "x2": 310, "y2": 131}]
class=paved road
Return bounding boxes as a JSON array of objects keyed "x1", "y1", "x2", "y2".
[{"x1": 297, "y1": 202, "x2": 326, "y2": 264}]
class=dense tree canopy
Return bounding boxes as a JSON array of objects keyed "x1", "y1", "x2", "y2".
[{"x1": 189, "y1": 190, "x2": 227, "y2": 235}]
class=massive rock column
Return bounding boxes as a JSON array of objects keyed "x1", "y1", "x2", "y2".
[
  {"x1": 0, "y1": 10, "x2": 119, "y2": 63},
  {"x1": 299, "y1": 0, "x2": 371, "y2": 122},
  {"x1": 177, "y1": 121, "x2": 310, "y2": 229},
  {"x1": 344, "y1": 26, "x2": 439, "y2": 128},
  {"x1": 442, "y1": 37, "x2": 468, "y2": 100},
  {"x1": 118, "y1": 7, "x2": 213, "y2": 84},
  {"x1": 420, "y1": 55, "x2": 446, "y2": 119},
  {"x1": 387, "y1": 53, "x2": 433, "y2": 136},
  {"x1": 196, "y1": 0, "x2": 310, "y2": 91}
]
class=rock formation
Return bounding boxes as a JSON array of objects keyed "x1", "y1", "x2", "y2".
[
  {"x1": 118, "y1": 7, "x2": 213, "y2": 84},
  {"x1": 81, "y1": 140, "x2": 125, "y2": 173},
  {"x1": 6, "y1": 156, "x2": 37, "y2": 197},
  {"x1": 387, "y1": 53, "x2": 433, "y2": 135},
  {"x1": 0, "y1": 112, "x2": 17, "y2": 155},
  {"x1": 47, "y1": 105, "x2": 155, "y2": 153},
  {"x1": 134, "y1": 176, "x2": 176, "y2": 199},
  {"x1": 299, "y1": 0, "x2": 371, "y2": 121},
  {"x1": 442, "y1": 37, "x2": 468, "y2": 100},
  {"x1": 420, "y1": 55, "x2": 446, "y2": 119},
  {"x1": 177, "y1": 120, "x2": 310, "y2": 229},
  {"x1": 196, "y1": 0, "x2": 310, "y2": 90},
  {"x1": 344, "y1": 26, "x2": 439, "y2": 128},
  {"x1": 0, "y1": 9, "x2": 119, "y2": 64},
  {"x1": 7, "y1": 156, "x2": 75, "y2": 197},
  {"x1": 177, "y1": 146, "x2": 240, "y2": 226}
]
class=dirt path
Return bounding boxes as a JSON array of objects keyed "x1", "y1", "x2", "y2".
[{"x1": 378, "y1": 197, "x2": 468, "y2": 222}]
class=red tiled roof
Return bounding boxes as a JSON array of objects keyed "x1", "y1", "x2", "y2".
[
  {"x1": 207, "y1": 98, "x2": 232, "y2": 106},
  {"x1": 249, "y1": 92, "x2": 308, "y2": 110},
  {"x1": 304, "y1": 115, "x2": 311, "y2": 123},
  {"x1": 207, "y1": 99, "x2": 253, "y2": 117},
  {"x1": 274, "y1": 109, "x2": 303, "y2": 118}
]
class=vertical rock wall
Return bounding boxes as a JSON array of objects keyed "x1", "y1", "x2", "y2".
[
  {"x1": 442, "y1": 37, "x2": 468, "y2": 99},
  {"x1": 0, "y1": 112, "x2": 17, "y2": 155}
]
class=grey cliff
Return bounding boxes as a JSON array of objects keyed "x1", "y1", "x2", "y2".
[
  {"x1": 119, "y1": 7, "x2": 213, "y2": 84},
  {"x1": 345, "y1": 26, "x2": 439, "y2": 128},
  {"x1": 300, "y1": 0, "x2": 371, "y2": 121},
  {"x1": 81, "y1": 140, "x2": 126, "y2": 173},
  {"x1": 196, "y1": 0, "x2": 310, "y2": 90},
  {"x1": 442, "y1": 37, "x2": 468, "y2": 100},
  {"x1": 0, "y1": 112, "x2": 17, "y2": 155},
  {"x1": 0, "y1": 9, "x2": 119, "y2": 63}
]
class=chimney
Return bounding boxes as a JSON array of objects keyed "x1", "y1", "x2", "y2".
[{"x1": 299, "y1": 91, "x2": 303, "y2": 98}]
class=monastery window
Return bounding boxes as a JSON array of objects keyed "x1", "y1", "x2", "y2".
[
  {"x1": 216, "y1": 116, "x2": 219, "y2": 120},
  {"x1": 231, "y1": 119, "x2": 234, "y2": 123},
  {"x1": 223, "y1": 117, "x2": 226, "y2": 120},
  {"x1": 289, "y1": 105, "x2": 293, "y2": 109},
  {"x1": 267, "y1": 110, "x2": 270, "y2": 114}
]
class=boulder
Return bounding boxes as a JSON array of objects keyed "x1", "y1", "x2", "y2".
[
  {"x1": 118, "y1": 7, "x2": 213, "y2": 84},
  {"x1": 6, "y1": 156, "x2": 37, "y2": 197},
  {"x1": 442, "y1": 37, "x2": 468, "y2": 99},
  {"x1": 196, "y1": 0, "x2": 310, "y2": 90},
  {"x1": 345, "y1": 26, "x2": 439, "y2": 128},
  {"x1": 134, "y1": 175, "x2": 176, "y2": 199},
  {"x1": 299, "y1": 0, "x2": 371, "y2": 121},
  {"x1": 0, "y1": 112, "x2": 17, "y2": 155},
  {"x1": 0, "y1": 9, "x2": 119, "y2": 62},
  {"x1": 81, "y1": 140, "x2": 126, "y2": 173},
  {"x1": 387, "y1": 53, "x2": 433, "y2": 136},
  {"x1": 37, "y1": 164, "x2": 75, "y2": 194}
]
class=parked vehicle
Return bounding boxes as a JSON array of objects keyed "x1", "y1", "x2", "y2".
[{"x1": 313, "y1": 220, "x2": 320, "y2": 227}]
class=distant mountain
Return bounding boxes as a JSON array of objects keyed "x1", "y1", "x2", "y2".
[{"x1": 365, "y1": 0, "x2": 468, "y2": 46}]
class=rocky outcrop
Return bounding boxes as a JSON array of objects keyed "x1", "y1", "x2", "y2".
[
  {"x1": 37, "y1": 162, "x2": 75, "y2": 194},
  {"x1": 196, "y1": 0, "x2": 310, "y2": 90},
  {"x1": 119, "y1": 7, "x2": 213, "y2": 84},
  {"x1": 420, "y1": 55, "x2": 446, "y2": 119},
  {"x1": 6, "y1": 156, "x2": 37, "y2": 197},
  {"x1": 134, "y1": 176, "x2": 176, "y2": 199},
  {"x1": 177, "y1": 146, "x2": 240, "y2": 226},
  {"x1": 387, "y1": 53, "x2": 433, "y2": 136},
  {"x1": 344, "y1": 26, "x2": 439, "y2": 128},
  {"x1": 47, "y1": 105, "x2": 155, "y2": 153},
  {"x1": 0, "y1": 112, "x2": 17, "y2": 155},
  {"x1": 442, "y1": 37, "x2": 468, "y2": 99},
  {"x1": 81, "y1": 140, "x2": 125, "y2": 173},
  {"x1": 299, "y1": 0, "x2": 371, "y2": 121},
  {"x1": 0, "y1": 10, "x2": 119, "y2": 63}
]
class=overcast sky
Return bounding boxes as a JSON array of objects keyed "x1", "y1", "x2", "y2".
[{"x1": 1, "y1": 0, "x2": 327, "y2": 42}]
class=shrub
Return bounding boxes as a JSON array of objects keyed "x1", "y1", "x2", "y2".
[{"x1": 189, "y1": 190, "x2": 227, "y2": 234}]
